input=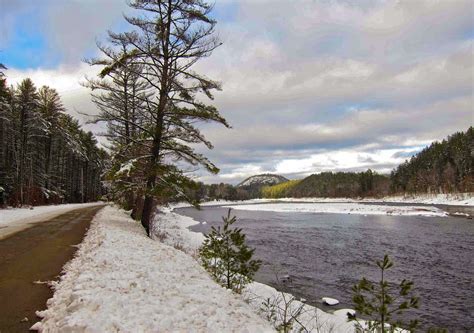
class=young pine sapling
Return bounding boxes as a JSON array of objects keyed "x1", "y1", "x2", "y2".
[
  {"x1": 199, "y1": 209, "x2": 261, "y2": 293},
  {"x1": 348, "y1": 254, "x2": 419, "y2": 332}
]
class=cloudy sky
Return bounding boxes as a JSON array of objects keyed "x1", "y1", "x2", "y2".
[{"x1": 1, "y1": 0, "x2": 473, "y2": 184}]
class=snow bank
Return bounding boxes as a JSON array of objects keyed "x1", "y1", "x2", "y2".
[
  {"x1": 173, "y1": 192, "x2": 473, "y2": 212},
  {"x1": 267, "y1": 193, "x2": 474, "y2": 206},
  {"x1": 159, "y1": 207, "x2": 358, "y2": 332},
  {"x1": 374, "y1": 193, "x2": 474, "y2": 206},
  {"x1": 0, "y1": 202, "x2": 104, "y2": 239},
  {"x1": 244, "y1": 282, "x2": 355, "y2": 332},
  {"x1": 222, "y1": 202, "x2": 448, "y2": 217},
  {"x1": 32, "y1": 205, "x2": 272, "y2": 333},
  {"x1": 152, "y1": 206, "x2": 205, "y2": 254}
]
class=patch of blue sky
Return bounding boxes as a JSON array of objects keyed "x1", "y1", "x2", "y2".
[
  {"x1": 460, "y1": 27, "x2": 474, "y2": 41},
  {"x1": 1, "y1": 8, "x2": 60, "y2": 70},
  {"x1": 210, "y1": 1, "x2": 239, "y2": 23}
]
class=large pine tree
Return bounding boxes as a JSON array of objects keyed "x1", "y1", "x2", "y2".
[
  {"x1": 85, "y1": 36, "x2": 151, "y2": 211},
  {"x1": 93, "y1": 0, "x2": 229, "y2": 235}
]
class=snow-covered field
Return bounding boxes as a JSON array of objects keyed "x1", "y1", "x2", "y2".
[
  {"x1": 31, "y1": 206, "x2": 273, "y2": 333},
  {"x1": 174, "y1": 193, "x2": 473, "y2": 218},
  {"x1": 194, "y1": 192, "x2": 474, "y2": 208},
  {"x1": 372, "y1": 193, "x2": 474, "y2": 206},
  {"x1": 0, "y1": 202, "x2": 104, "y2": 239},
  {"x1": 156, "y1": 206, "x2": 358, "y2": 332},
  {"x1": 222, "y1": 202, "x2": 448, "y2": 216},
  {"x1": 270, "y1": 193, "x2": 474, "y2": 206}
]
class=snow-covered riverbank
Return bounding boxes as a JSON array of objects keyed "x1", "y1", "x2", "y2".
[
  {"x1": 223, "y1": 202, "x2": 448, "y2": 216},
  {"x1": 156, "y1": 206, "x2": 358, "y2": 332},
  {"x1": 31, "y1": 205, "x2": 272, "y2": 332},
  {"x1": 173, "y1": 193, "x2": 473, "y2": 218},
  {"x1": 371, "y1": 193, "x2": 474, "y2": 206},
  {"x1": 194, "y1": 192, "x2": 474, "y2": 208}
]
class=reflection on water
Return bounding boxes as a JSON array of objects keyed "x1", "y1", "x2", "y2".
[{"x1": 177, "y1": 204, "x2": 474, "y2": 331}]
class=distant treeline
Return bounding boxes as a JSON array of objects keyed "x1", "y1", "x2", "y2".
[
  {"x1": 185, "y1": 127, "x2": 473, "y2": 201},
  {"x1": 185, "y1": 182, "x2": 252, "y2": 202},
  {"x1": 0, "y1": 73, "x2": 106, "y2": 206}
]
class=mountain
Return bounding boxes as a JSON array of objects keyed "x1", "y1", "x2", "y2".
[
  {"x1": 238, "y1": 174, "x2": 289, "y2": 188},
  {"x1": 237, "y1": 174, "x2": 288, "y2": 198}
]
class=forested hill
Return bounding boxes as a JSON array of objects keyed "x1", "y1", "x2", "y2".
[
  {"x1": 391, "y1": 127, "x2": 474, "y2": 194},
  {"x1": 0, "y1": 73, "x2": 107, "y2": 207},
  {"x1": 259, "y1": 171, "x2": 390, "y2": 199}
]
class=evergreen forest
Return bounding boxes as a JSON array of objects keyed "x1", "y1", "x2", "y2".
[{"x1": 0, "y1": 68, "x2": 106, "y2": 206}]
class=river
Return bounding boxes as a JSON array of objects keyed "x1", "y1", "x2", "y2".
[{"x1": 176, "y1": 203, "x2": 473, "y2": 331}]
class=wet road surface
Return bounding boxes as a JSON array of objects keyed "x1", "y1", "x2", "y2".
[{"x1": 0, "y1": 205, "x2": 104, "y2": 332}]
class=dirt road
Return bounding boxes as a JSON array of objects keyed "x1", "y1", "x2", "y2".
[{"x1": 0, "y1": 205, "x2": 104, "y2": 332}]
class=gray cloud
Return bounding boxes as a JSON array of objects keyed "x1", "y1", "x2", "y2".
[
  {"x1": 4, "y1": 0, "x2": 473, "y2": 184},
  {"x1": 1, "y1": 0, "x2": 129, "y2": 66},
  {"x1": 45, "y1": 0, "x2": 129, "y2": 66}
]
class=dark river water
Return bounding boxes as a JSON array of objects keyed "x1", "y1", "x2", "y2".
[{"x1": 176, "y1": 203, "x2": 474, "y2": 332}]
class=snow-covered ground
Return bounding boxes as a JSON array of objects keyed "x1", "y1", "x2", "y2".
[
  {"x1": 156, "y1": 206, "x2": 358, "y2": 332},
  {"x1": 172, "y1": 193, "x2": 473, "y2": 218},
  {"x1": 264, "y1": 193, "x2": 474, "y2": 206},
  {"x1": 0, "y1": 202, "x2": 104, "y2": 239},
  {"x1": 372, "y1": 193, "x2": 474, "y2": 206},
  {"x1": 32, "y1": 205, "x2": 273, "y2": 333},
  {"x1": 193, "y1": 192, "x2": 474, "y2": 207},
  {"x1": 223, "y1": 202, "x2": 448, "y2": 216}
]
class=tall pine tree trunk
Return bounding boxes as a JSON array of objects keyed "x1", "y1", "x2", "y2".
[
  {"x1": 141, "y1": 120, "x2": 163, "y2": 234},
  {"x1": 140, "y1": 1, "x2": 172, "y2": 235}
]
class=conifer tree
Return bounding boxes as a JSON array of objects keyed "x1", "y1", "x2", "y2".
[
  {"x1": 85, "y1": 36, "x2": 151, "y2": 210},
  {"x1": 0, "y1": 63, "x2": 8, "y2": 205},
  {"x1": 348, "y1": 255, "x2": 419, "y2": 332},
  {"x1": 96, "y1": 0, "x2": 230, "y2": 234},
  {"x1": 13, "y1": 79, "x2": 41, "y2": 205},
  {"x1": 199, "y1": 209, "x2": 261, "y2": 293},
  {"x1": 37, "y1": 86, "x2": 65, "y2": 192}
]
